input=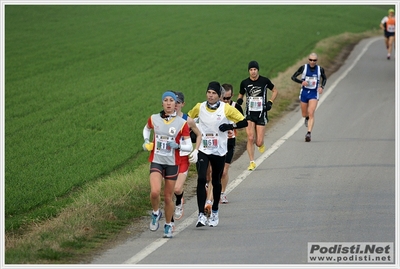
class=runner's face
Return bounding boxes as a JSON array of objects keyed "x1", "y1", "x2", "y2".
[
  {"x1": 249, "y1": 68, "x2": 259, "y2": 80},
  {"x1": 207, "y1": 89, "x2": 220, "y2": 104},
  {"x1": 309, "y1": 57, "x2": 318, "y2": 67},
  {"x1": 221, "y1": 89, "x2": 232, "y2": 103},
  {"x1": 175, "y1": 101, "x2": 184, "y2": 112},
  {"x1": 163, "y1": 97, "x2": 176, "y2": 114}
]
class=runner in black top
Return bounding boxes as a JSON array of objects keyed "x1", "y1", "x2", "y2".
[{"x1": 237, "y1": 60, "x2": 278, "y2": 171}]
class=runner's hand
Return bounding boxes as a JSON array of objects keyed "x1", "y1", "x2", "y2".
[
  {"x1": 266, "y1": 100, "x2": 273, "y2": 111},
  {"x1": 189, "y1": 149, "x2": 198, "y2": 163},
  {"x1": 142, "y1": 139, "x2": 154, "y2": 151},
  {"x1": 219, "y1": 123, "x2": 234, "y2": 132},
  {"x1": 167, "y1": 141, "x2": 180, "y2": 149}
]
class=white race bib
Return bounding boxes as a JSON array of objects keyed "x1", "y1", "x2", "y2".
[
  {"x1": 248, "y1": 96, "x2": 263, "y2": 112},
  {"x1": 388, "y1": 24, "x2": 395, "y2": 32},
  {"x1": 304, "y1": 76, "x2": 317, "y2": 89},
  {"x1": 154, "y1": 135, "x2": 174, "y2": 156},
  {"x1": 202, "y1": 133, "x2": 218, "y2": 150}
]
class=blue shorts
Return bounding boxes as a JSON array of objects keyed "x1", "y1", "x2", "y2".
[{"x1": 299, "y1": 88, "x2": 319, "y2": 103}]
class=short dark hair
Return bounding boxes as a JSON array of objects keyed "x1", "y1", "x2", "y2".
[{"x1": 222, "y1": 83, "x2": 233, "y2": 94}]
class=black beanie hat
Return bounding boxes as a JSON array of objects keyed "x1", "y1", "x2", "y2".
[
  {"x1": 207, "y1": 81, "x2": 222, "y2": 97},
  {"x1": 248, "y1": 60, "x2": 259, "y2": 70}
]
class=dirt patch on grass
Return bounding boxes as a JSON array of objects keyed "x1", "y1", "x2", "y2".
[{"x1": 324, "y1": 43, "x2": 358, "y2": 77}]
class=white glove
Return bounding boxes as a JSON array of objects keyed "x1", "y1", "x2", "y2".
[{"x1": 189, "y1": 149, "x2": 198, "y2": 163}]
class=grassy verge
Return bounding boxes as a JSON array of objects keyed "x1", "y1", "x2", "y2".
[
  {"x1": 4, "y1": 29, "x2": 381, "y2": 264},
  {"x1": 5, "y1": 5, "x2": 388, "y2": 232}
]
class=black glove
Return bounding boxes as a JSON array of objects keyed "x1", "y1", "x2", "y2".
[
  {"x1": 237, "y1": 98, "x2": 243, "y2": 105},
  {"x1": 219, "y1": 123, "x2": 234, "y2": 132},
  {"x1": 265, "y1": 100, "x2": 273, "y2": 111}
]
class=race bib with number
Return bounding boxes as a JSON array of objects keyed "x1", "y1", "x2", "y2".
[
  {"x1": 304, "y1": 76, "x2": 317, "y2": 89},
  {"x1": 248, "y1": 96, "x2": 263, "y2": 112},
  {"x1": 155, "y1": 135, "x2": 174, "y2": 156},
  {"x1": 202, "y1": 133, "x2": 218, "y2": 150}
]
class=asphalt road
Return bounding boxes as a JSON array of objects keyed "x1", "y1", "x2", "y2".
[{"x1": 91, "y1": 36, "x2": 396, "y2": 266}]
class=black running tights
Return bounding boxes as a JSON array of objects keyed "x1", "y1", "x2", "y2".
[{"x1": 196, "y1": 151, "x2": 225, "y2": 213}]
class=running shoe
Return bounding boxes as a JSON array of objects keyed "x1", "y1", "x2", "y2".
[
  {"x1": 174, "y1": 197, "x2": 184, "y2": 220},
  {"x1": 220, "y1": 193, "x2": 228, "y2": 204},
  {"x1": 258, "y1": 144, "x2": 265, "y2": 153},
  {"x1": 304, "y1": 117, "x2": 309, "y2": 127},
  {"x1": 149, "y1": 211, "x2": 162, "y2": 231},
  {"x1": 204, "y1": 200, "x2": 212, "y2": 218},
  {"x1": 196, "y1": 213, "x2": 207, "y2": 227},
  {"x1": 163, "y1": 223, "x2": 173, "y2": 238},
  {"x1": 387, "y1": 54, "x2": 391, "y2": 60},
  {"x1": 247, "y1": 161, "x2": 256, "y2": 171},
  {"x1": 305, "y1": 132, "x2": 311, "y2": 142},
  {"x1": 208, "y1": 210, "x2": 219, "y2": 227}
]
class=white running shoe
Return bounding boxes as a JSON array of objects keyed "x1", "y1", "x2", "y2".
[
  {"x1": 174, "y1": 198, "x2": 184, "y2": 220},
  {"x1": 163, "y1": 223, "x2": 173, "y2": 238},
  {"x1": 196, "y1": 213, "x2": 207, "y2": 227},
  {"x1": 149, "y1": 211, "x2": 162, "y2": 231},
  {"x1": 220, "y1": 193, "x2": 228, "y2": 204},
  {"x1": 208, "y1": 211, "x2": 219, "y2": 227}
]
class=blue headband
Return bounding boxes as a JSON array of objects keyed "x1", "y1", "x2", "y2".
[{"x1": 161, "y1": 91, "x2": 177, "y2": 102}]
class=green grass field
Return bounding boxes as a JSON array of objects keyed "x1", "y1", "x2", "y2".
[
  {"x1": 4, "y1": 4, "x2": 392, "y2": 263},
  {"x1": 5, "y1": 3, "x2": 387, "y2": 229}
]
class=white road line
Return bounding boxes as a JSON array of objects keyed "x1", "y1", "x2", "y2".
[{"x1": 123, "y1": 37, "x2": 379, "y2": 264}]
